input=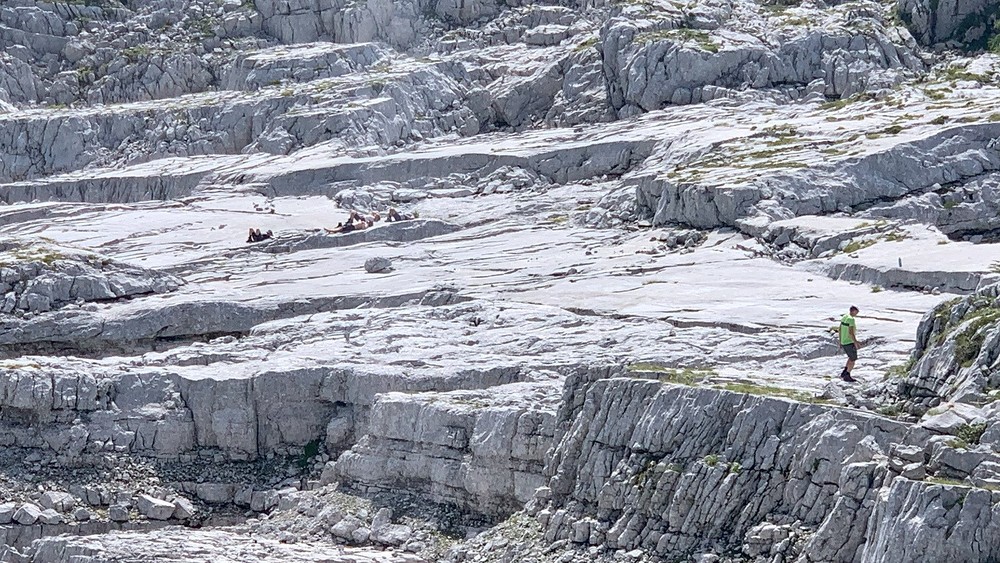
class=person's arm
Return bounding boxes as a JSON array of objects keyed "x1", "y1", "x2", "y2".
[{"x1": 849, "y1": 326, "x2": 859, "y2": 346}]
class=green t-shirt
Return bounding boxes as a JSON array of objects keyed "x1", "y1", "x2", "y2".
[{"x1": 840, "y1": 314, "x2": 856, "y2": 345}]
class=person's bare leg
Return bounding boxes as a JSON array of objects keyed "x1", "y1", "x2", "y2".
[{"x1": 846, "y1": 359, "x2": 855, "y2": 373}]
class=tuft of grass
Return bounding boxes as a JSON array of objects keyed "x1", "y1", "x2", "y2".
[
  {"x1": 728, "y1": 461, "x2": 742, "y2": 474},
  {"x1": 928, "y1": 476, "x2": 969, "y2": 487},
  {"x1": 953, "y1": 308, "x2": 1000, "y2": 367},
  {"x1": 574, "y1": 36, "x2": 599, "y2": 52},
  {"x1": 931, "y1": 115, "x2": 949, "y2": 125},
  {"x1": 636, "y1": 28, "x2": 720, "y2": 53},
  {"x1": 122, "y1": 45, "x2": 150, "y2": 62},
  {"x1": 703, "y1": 454, "x2": 720, "y2": 467},
  {"x1": 871, "y1": 285, "x2": 884, "y2": 293},
  {"x1": 877, "y1": 403, "x2": 903, "y2": 417},
  {"x1": 884, "y1": 358, "x2": 915, "y2": 380},
  {"x1": 957, "y1": 422, "x2": 987, "y2": 445},
  {"x1": 843, "y1": 239, "x2": 876, "y2": 253}
]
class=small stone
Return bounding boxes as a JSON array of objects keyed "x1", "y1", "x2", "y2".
[
  {"x1": 364, "y1": 257, "x2": 393, "y2": 273},
  {"x1": 74, "y1": 507, "x2": 92, "y2": 522}
]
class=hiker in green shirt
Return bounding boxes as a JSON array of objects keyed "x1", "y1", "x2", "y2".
[{"x1": 839, "y1": 306, "x2": 860, "y2": 383}]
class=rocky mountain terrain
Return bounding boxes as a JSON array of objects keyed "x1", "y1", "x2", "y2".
[{"x1": 2, "y1": 0, "x2": 1000, "y2": 561}]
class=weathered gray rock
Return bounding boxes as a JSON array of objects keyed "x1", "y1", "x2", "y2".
[
  {"x1": 39, "y1": 491, "x2": 75, "y2": 512},
  {"x1": 37, "y1": 508, "x2": 62, "y2": 525},
  {"x1": 603, "y1": 15, "x2": 922, "y2": 117},
  {"x1": 137, "y1": 494, "x2": 175, "y2": 520},
  {"x1": 331, "y1": 514, "x2": 362, "y2": 539},
  {"x1": 0, "y1": 502, "x2": 16, "y2": 524},
  {"x1": 335, "y1": 382, "x2": 560, "y2": 518},
  {"x1": 364, "y1": 257, "x2": 392, "y2": 273},
  {"x1": 195, "y1": 483, "x2": 236, "y2": 504},
  {"x1": 371, "y1": 523, "x2": 412, "y2": 546},
  {"x1": 898, "y1": 0, "x2": 998, "y2": 46},
  {"x1": 13, "y1": 503, "x2": 42, "y2": 525},
  {"x1": 900, "y1": 282, "x2": 1000, "y2": 404},
  {"x1": 108, "y1": 504, "x2": 130, "y2": 522},
  {"x1": 73, "y1": 507, "x2": 92, "y2": 522},
  {"x1": 172, "y1": 497, "x2": 196, "y2": 520}
]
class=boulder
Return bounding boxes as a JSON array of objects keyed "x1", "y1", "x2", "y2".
[
  {"x1": 39, "y1": 491, "x2": 75, "y2": 512},
  {"x1": 73, "y1": 508, "x2": 92, "y2": 522},
  {"x1": 14, "y1": 503, "x2": 42, "y2": 525},
  {"x1": 172, "y1": 497, "x2": 196, "y2": 520},
  {"x1": 109, "y1": 504, "x2": 130, "y2": 522},
  {"x1": 136, "y1": 495, "x2": 174, "y2": 521},
  {"x1": 37, "y1": 509, "x2": 62, "y2": 525},
  {"x1": 372, "y1": 523, "x2": 413, "y2": 546},
  {"x1": 0, "y1": 502, "x2": 16, "y2": 524}
]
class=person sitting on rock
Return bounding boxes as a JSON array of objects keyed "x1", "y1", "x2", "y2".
[
  {"x1": 247, "y1": 228, "x2": 273, "y2": 243},
  {"x1": 386, "y1": 207, "x2": 416, "y2": 222}
]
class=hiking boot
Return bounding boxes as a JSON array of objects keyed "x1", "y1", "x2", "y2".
[{"x1": 840, "y1": 372, "x2": 857, "y2": 383}]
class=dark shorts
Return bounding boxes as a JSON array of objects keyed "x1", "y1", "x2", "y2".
[{"x1": 842, "y1": 343, "x2": 858, "y2": 361}]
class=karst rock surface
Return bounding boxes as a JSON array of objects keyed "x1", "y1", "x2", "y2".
[{"x1": 1, "y1": 0, "x2": 1000, "y2": 561}]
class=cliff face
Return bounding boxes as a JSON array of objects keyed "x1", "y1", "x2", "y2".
[{"x1": 531, "y1": 377, "x2": 1000, "y2": 563}]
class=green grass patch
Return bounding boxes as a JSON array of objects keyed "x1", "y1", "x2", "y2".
[
  {"x1": 943, "y1": 66, "x2": 990, "y2": 83},
  {"x1": 716, "y1": 382, "x2": 828, "y2": 404},
  {"x1": 954, "y1": 308, "x2": 1000, "y2": 367},
  {"x1": 703, "y1": 454, "x2": 720, "y2": 467},
  {"x1": 636, "y1": 28, "x2": 719, "y2": 53},
  {"x1": 748, "y1": 161, "x2": 808, "y2": 169},
  {"x1": 957, "y1": 422, "x2": 987, "y2": 445},
  {"x1": 122, "y1": 45, "x2": 150, "y2": 62},
  {"x1": 928, "y1": 476, "x2": 970, "y2": 487},
  {"x1": 883, "y1": 358, "x2": 915, "y2": 380},
  {"x1": 628, "y1": 362, "x2": 717, "y2": 385},
  {"x1": 843, "y1": 239, "x2": 876, "y2": 253},
  {"x1": 574, "y1": 36, "x2": 599, "y2": 52},
  {"x1": 877, "y1": 403, "x2": 903, "y2": 417}
]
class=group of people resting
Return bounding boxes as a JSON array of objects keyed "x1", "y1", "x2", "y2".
[
  {"x1": 246, "y1": 207, "x2": 415, "y2": 243},
  {"x1": 325, "y1": 207, "x2": 414, "y2": 234}
]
